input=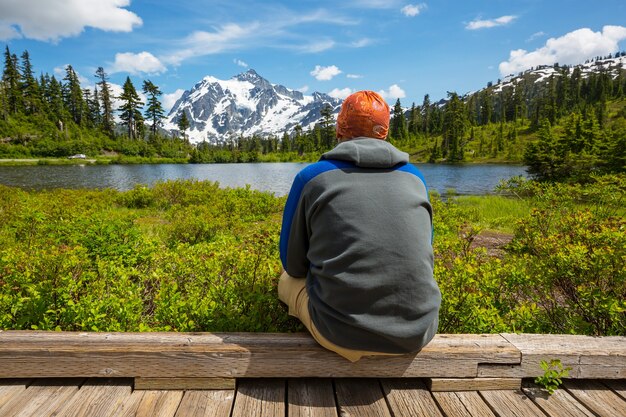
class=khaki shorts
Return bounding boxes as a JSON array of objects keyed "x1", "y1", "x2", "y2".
[{"x1": 278, "y1": 270, "x2": 402, "y2": 362}]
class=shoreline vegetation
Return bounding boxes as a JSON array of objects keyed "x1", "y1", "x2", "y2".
[{"x1": 0, "y1": 176, "x2": 623, "y2": 335}]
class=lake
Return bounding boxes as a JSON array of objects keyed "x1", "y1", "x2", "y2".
[{"x1": 0, "y1": 163, "x2": 527, "y2": 196}]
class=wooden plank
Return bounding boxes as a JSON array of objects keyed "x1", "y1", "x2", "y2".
[
  {"x1": 231, "y1": 379, "x2": 285, "y2": 417},
  {"x1": 454, "y1": 392, "x2": 499, "y2": 416},
  {"x1": 287, "y1": 379, "x2": 337, "y2": 417},
  {"x1": 11, "y1": 379, "x2": 84, "y2": 417},
  {"x1": 0, "y1": 379, "x2": 61, "y2": 417},
  {"x1": 521, "y1": 380, "x2": 595, "y2": 417},
  {"x1": 501, "y1": 333, "x2": 626, "y2": 379},
  {"x1": 381, "y1": 379, "x2": 444, "y2": 417},
  {"x1": 52, "y1": 378, "x2": 133, "y2": 417},
  {"x1": 427, "y1": 377, "x2": 521, "y2": 391},
  {"x1": 564, "y1": 379, "x2": 626, "y2": 417},
  {"x1": 135, "y1": 378, "x2": 235, "y2": 390},
  {"x1": 603, "y1": 379, "x2": 626, "y2": 401},
  {"x1": 480, "y1": 389, "x2": 548, "y2": 417},
  {"x1": 110, "y1": 390, "x2": 146, "y2": 417},
  {"x1": 0, "y1": 380, "x2": 31, "y2": 410},
  {"x1": 335, "y1": 379, "x2": 392, "y2": 417},
  {"x1": 134, "y1": 390, "x2": 184, "y2": 417},
  {"x1": 0, "y1": 331, "x2": 519, "y2": 378},
  {"x1": 432, "y1": 392, "x2": 493, "y2": 417},
  {"x1": 174, "y1": 390, "x2": 235, "y2": 417}
]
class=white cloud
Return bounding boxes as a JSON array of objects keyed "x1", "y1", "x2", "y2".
[
  {"x1": 466, "y1": 15, "x2": 517, "y2": 30},
  {"x1": 328, "y1": 88, "x2": 353, "y2": 99},
  {"x1": 163, "y1": 89, "x2": 185, "y2": 112},
  {"x1": 401, "y1": 4, "x2": 427, "y2": 17},
  {"x1": 499, "y1": 25, "x2": 626, "y2": 76},
  {"x1": 347, "y1": 74, "x2": 363, "y2": 79},
  {"x1": 0, "y1": 0, "x2": 142, "y2": 42},
  {"x1": 351, "y1": 38, "x2": 372, "y2": 48},
  {"x1": 234, "y1": 58, "x2": 248, "y2": 67},
  {"x1": 527, "y1": 31, "x2": 546, "y2": 42},
  {"x1": 378, "y1": 84, "x2": 406, "y2": 101},
  {"x1": 111, "y1": 52, "x2": 166, "y2": 75},
  {"x1": 53, "y1": 65, "x2": 91, "y2": 87},
  {"x1": 297, "y1": 85, "x2": 309, "y2": 93},
  {"x1": 311, "y1": 65, "x2": 342, "y2": 81},
  {"x1": 298, "y1": 39, "x2": 336, "y2": 53}
]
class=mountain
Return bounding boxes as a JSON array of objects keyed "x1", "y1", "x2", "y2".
[{"x1": 163, "y1": 69, "x2": 342, "y2": 144}]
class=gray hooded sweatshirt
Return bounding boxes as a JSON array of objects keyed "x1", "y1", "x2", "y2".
[{"x1": 279, "y1": 138, "x2": 440, "y2": 353}]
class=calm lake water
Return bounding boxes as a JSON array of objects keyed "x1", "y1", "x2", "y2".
[{"x1": 0, "y1": 163, "x2": 527, "y2": 196}]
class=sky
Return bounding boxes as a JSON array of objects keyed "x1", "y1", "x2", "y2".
[{"x1": 1, "y1": 0, "x2": 625, "y2": 112}]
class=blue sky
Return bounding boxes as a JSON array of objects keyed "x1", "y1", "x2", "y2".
[{"x1": 1, "y1": 0, "x2": 625, "y2": 112}]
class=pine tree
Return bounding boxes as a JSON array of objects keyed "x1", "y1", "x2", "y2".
[
  {"x1": 95, "y1": 67, "x2": 114, "y2": 136},
  {"x1": 2, "y1": 46, "x2": 22, "y2": 114},
  {"x1": 442, "y1": 92, "x2": 467, "y2": 161},
  {"x1": 142, "y1": 79, "x2": 165, "y2": 138},
  {"x1": 63, "y1": 65, "x2": 85, "y2": 125},
  {"x1": 118, "y1": 76, "x2": 144, "y2": 140},
  {"x1": 421, "y1": 94, "x2": 431, "y2": 136},
  {"x1": 319, "y1": 103, "x2": 335, "y2": 150},
  {"x1": 19, "y1": 50, "x2": 40, "y2": 115},
  {"x1": 177, "y1": 111, "x2": 190, "y2": 140},
  {"x1": 390, "y1": 98, "x2": 408, "y2": 141}
]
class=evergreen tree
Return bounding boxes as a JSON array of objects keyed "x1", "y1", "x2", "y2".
[
  {"x1": 442, "y1": 92, "x2": 467, "y2": 161},
  {"x1": 142, "y1": 79, "x2": 165, "y2": 138},
  {"x1": 407, "y1": 102, "x2": 420, "y2": 136},
  {"x1": 19, "y1": 50, "x2": 40, "y2": 115},
  {"x1": 2, "y1": 46, "x2": 22, "y2": 114},
  {"x1": 118, "y1": 76, "x2": 144, "y2": 140},
  {"x1": 421, "y1": 94, "x2": 431, "y2": 136},
  {"x1": 63, "y1": 65, "x2": 85, "y2": 125},
  {"x1": 177, "y1": 111, "x2": 190, "y2": 140},
  {"x1": 319, "y1": 103, "x2": 335, "y2": 150},
  {"x1": 95, "y1": 67, "x2": 114, "y2": 136},
  {"x1": 390, "y1": 98, "x2": 408, "y2": 141}
]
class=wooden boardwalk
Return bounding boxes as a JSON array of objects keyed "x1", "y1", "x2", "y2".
[{"x1": 0, "y1": 377, "x2": 625, "y2": 416}]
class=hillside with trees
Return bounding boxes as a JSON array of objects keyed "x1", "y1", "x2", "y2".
[{"x1": 1, "y1": 45, "x2": 625, "y2": 180}]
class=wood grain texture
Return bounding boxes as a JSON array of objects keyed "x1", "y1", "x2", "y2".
[
  {"x1": 287, "y1": 379, "x2": 338, "y2": 417},
  {"x1": 174, "y1": 390, "x2": 235, "y2": 417},
  {"x1": 0, "y1": 380, "x2": 31, "y2": 410},
  {"x1": 432, "y1": 392, "x2": 478, "y2": 417},
  {"x1": 454, "y1": 392, "x2": 499, "y2": 416},
  {"x1": 381, "y1": 379, "x2": 443, "y2": 417},
  {"x1": 0, "y1": 332, "x2": 519, "y2": 378},
  {"x1": 521, "y1": 381, "x2": 595, "y2": 417},
  {"x1": 52, "y1": 378, "x2": 133, "y2": 417},
  {"x1": 335, "y1": 379, "x2": 392, "y2": 417},
  {"x1": 480, "y1": 389, "x2": 552, "y2": 417},
  {"x1": 603, "y1": 379, "x2": 626, "y2": 401},
  {"x1": 135, "y1": 390, "x2": 184, "y2": 417},
  {"x1": 11, "y1": 379, "x2": 83, "y2": 417},
  {"x1": 110, "y1": 390, "x2": 146, "y2": 417},
  {"x1": 427, "y1": 377, "x2": 521, "y2": 391},
  {"x1": 564, "y1": 379, "x2": 626, "y2": 417},
  {"x1": 134, "y1": 378, "x2": 235, "y2": 390},
  {"x1": 230, "y1": 379, "x2": 285, "y2": 417},
  {"x1": 501, "y1": 333, "x2": 626, "y2": 379}
]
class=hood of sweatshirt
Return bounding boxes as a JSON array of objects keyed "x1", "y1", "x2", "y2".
[{"x1": 320, "y1": 137, "x2": 409, "y2": 168}]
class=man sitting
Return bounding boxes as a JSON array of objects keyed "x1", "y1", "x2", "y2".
[{"x1": 279, "y1": 90, "x2": 440, "y2": 361}]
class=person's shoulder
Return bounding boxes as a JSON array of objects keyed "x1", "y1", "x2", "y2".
[
  {"x1": 394, "y1": 163, "x2": 427, "y2": 183},
  {"x1": 297, "y1": 159, "x2": 354, "y2": 184}
]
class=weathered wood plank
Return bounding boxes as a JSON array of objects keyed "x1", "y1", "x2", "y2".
[
  {"x1": 0, "y1": 379, "x2": 70, "y2": 417},
  {"x1": 521, "y1": 380, "x2": 595, "y2": 417},
  {"x1": 52, "y1": 378, "x2": 133, "y2": 417},
  {"x1": 427, "y1": 377, "x2": 521, "y2": 391},
  {"x1": 174, "y1": 390, "x2": 235, "y2": 417},
  {"x1": 110, "y1": 390, "x2": 146, "y2": 417},
  {"x1": 432, "y1": 392, "x2": 493, "y2": 417},
  {"x1": 0, "y1": 380, "x2": 31, "y2": 410},
  {"x1": 335, "y1": 379, "x2": 392, "y2": 417},
  {"x1": 501, "y1": 333, "x2": 626, "y2": 379},
  {"x1": 10, "y1": 379, "x2": 84, "y2": 417},
  {"x1": 0, "y1": 331, "x2": 519, "y2": 378},
  {"x1": 231, "y1": 379, "x2": 285, "y2": 417},
  {"x1": 134, "y1": 390, "x2": 184, "y2": 417},
  {"x1": 134, "y1": 378, "x2": 235, "y2": 390},
  {"x1": 480, "y1": 389, "x2": 548, "y2": 417},
  {"x1": 454, "y1": 392, "x2": 499, "y2": 416},
  {"x1": 564, "y1": 379, "x2": 626, "y2": 417},
  {"x1": 381, "y1": 379, "x2": 444, "y2": 417},
  {"x1": 287, "y1": 379, "x2": 338, "y2": 417},
  {"x1": 603, "y1": 379, "x2": 626, "y2": 401}
]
